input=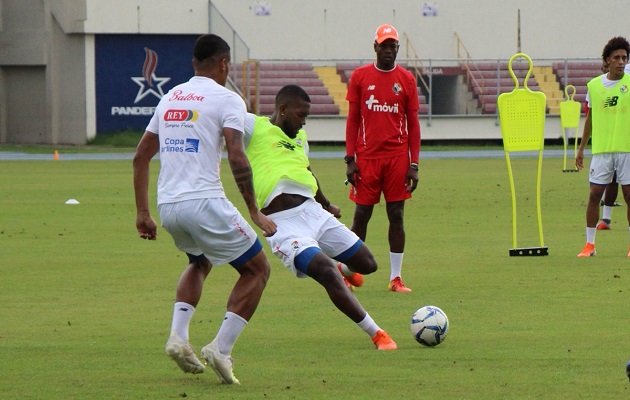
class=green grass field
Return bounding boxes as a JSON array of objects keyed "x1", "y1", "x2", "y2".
[{"x1": 1, "y1": 154, "x2": 629, "y2": 399}]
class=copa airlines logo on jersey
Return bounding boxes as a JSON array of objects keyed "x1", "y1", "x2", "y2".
[
  {"x1": 162, "y1": 137, "x2": 200, "y2": 153},
  {"x1": 95, "y1": 34, "x2": 198, "y2": 133},
  {"x1": 365, "y1": 94, "x2": 399, "y2": 113}
]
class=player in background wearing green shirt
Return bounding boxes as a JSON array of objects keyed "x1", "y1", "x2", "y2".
[{"x1": 576, "y1": 36, "x2": 630, "y2": 257}]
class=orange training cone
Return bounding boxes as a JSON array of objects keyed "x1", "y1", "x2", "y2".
[{"x1": 54, "y1": 150, "x2": 59, "y2": 161}]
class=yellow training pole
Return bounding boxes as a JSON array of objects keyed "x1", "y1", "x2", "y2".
[
  {"x1": 559, "y1": 85, "x2": 581, "y2": 172},
  {"x1": 497, "y1": 53, "x2": 549, "y2": 256}
]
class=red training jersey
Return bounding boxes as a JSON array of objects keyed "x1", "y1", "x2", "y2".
[{"x1": 346, "y1": 63, "x2": 420, "y2": 160}]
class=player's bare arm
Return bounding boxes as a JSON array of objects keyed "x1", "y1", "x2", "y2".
[
  {"x1": 133, "y1": 131, "x2": 160, "y2": 240},
  {"x1": 576, "y1": 110, "x2": 592, "y2": 170},
  {"x1": 344, "y1": 101, "x2": 361, "y2": 186},
  {"x1": 224, "y1": 127, "x2": 277, "y2": 236}
]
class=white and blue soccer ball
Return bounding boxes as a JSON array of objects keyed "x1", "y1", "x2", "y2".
[{"x1": 410, "y1": 305, "x2": 449, "y2": 346}]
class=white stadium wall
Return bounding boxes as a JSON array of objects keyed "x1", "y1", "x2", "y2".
[
  {"x1": 0, "y1": 0, "x2": 624, "y2": 144},
  {"x1": 208, "y1": 0, "x2": 616, "y2": 61}
]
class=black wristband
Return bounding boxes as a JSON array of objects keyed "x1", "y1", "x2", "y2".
[
  {"x1": 409, "y1": 163, "x2": 419, "y2": 171},
  {"x1": 344, "y1": 155, "x2": 355, "y2": 164}
]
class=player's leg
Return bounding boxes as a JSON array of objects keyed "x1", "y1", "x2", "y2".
[
  {"x1": 342, "y1": 205, "x2": 374, "y2": 290},
  {"x1": 386, "y1": 200, "x2": 405, "y2": 255},
  {"x1": 301, "y1": 250, "x2": 396, "y2": 350},
  {"x1": 164, "y1": 255, "x2": 212, "y2": 374},
  {"x1": 579, "y1": 155, "x2": 614, "y2": 257},
  {"x1": 598, "y1": 172, "x2": 619, "y2": 230},
  {"x1": 349, "y1": 156, "x2": 380, "y2": 242},
  {"x1": 201, "y1": 243, "x2": 270, "y2": 384},
  {"x1": 226, "y1": 245, "x2": 270, "y2": 320},
  {"x1": 182, "y1": 198, "x2": 270, "y2": 384},
  {"x1": 174, "y1": 255, "x2": 212, "y2": 307},
  {"x1": 578, "y1": 184, "x2": 607, "y2": 257},
  {"x1": 159, "y1": 202, "x2": 209, "y2": 374},
  {"x1": 338, "y1": 242, "x2": 378, "y2": 276},
  {"x1": 382, "y1": 156, "x2": 413, "y2": 292},
  {"x1": 323, "y1": 216, "x2": 376, "y2": 287},
  {"x1": 385, "y1": 200, "x2": 412, "y2": 292},
  {"x1": 350, "y1": 203, "x2": 374, "y2": 241}
]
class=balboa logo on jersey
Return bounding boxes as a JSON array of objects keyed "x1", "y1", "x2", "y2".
[
  {"x1": 169, "y1": 90, "x2": 205, "y2": 102},
  {"x1": 161, "y1": 138, "x2": 200, "y2": 153},
  {"x1": 111, "y1": 47, "x2": 171, "y2": 116},
  {"x1": 365, "y1": 94, "x2": 399, "y2": 113}
]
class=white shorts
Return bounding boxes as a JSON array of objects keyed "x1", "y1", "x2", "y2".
[
  {"x1": 589, "y1": 153, "x2": 630, "y2": 185},
  {"x1": 158, "y1": 198, "x2": 258, "y2": 266},
  {"x1": 265, "y1": 198, "x2": 361, "y2": 278}
]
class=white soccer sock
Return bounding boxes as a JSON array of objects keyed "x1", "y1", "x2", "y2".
[
  {"x1": 216, "y1": 311, "x2": 248, "y2": 355},
  {"x1": 170, "y1": 302, "x2": 195, "y2": 341},
  {"x1": 356, "y1": 313, "x2": 380, "y2": 338},
  {"x1": 389, "y1": 252, "x2": 403, "y2": 281},
  {"x1": 602, "y1": 205, "x2": 613, "y2": 221},
  {"x1": 586, "y1": 227, "x2": 596, "y2": 244}
]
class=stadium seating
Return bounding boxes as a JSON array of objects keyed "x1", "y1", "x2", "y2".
[
  {"x1": 552, "y1": 61, "x2": 602, "y2": 113},
  {"x1": 233, "y1": 62, "x2": 339, "y2": 116},
  {"x1": 463, "y1": 62, "x2": 542, "y2": 114}
]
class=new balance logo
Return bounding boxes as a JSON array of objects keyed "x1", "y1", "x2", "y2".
[
  {"x1": 277, "y1": 140, "x2": 296, "y2": 151},
  {"x1": 367, "y1": 85, "x2": 376, "y2": 90},
  {"x1": 604, "y1": 96, "x2": 619, "y2": 108}
]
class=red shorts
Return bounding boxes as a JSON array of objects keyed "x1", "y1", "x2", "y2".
[{"x1": 349, "y1": 155, "x2": 412, "y2": 205}]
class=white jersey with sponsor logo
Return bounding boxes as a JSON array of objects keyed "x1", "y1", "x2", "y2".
[{"x1": 146, "y1": 76, "x2": 246, "y2": 205}]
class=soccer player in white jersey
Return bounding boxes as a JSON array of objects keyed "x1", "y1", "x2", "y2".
[
  {"x1": 243, "y1": 85, "x2": 397, "y2": 350},
  {"x1": 133, "y1": 34, "x2": 276, "y2": 384}
]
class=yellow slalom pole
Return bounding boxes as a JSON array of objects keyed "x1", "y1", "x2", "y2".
[
  {"x1": 559, "y1": 85, "x2": 581, "y2": 172},
  {"x1": 497, "y1": 53, "x2": 548, "y2": 256}
]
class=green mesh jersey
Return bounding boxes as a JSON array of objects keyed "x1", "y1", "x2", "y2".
[
  {"x1": 588, "y1": 73, "x2": 630, "y2": 154},
  {"x1": 246, "y1": 116, "x2": 317, "y2": 209}
]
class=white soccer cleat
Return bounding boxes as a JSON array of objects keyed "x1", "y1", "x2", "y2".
[
  {"x1": 164, "y1": 333, "x2": 205, "y2": 374},
  {"x1": 201, "y1": 339, "x2": 240, "y2": 384}
]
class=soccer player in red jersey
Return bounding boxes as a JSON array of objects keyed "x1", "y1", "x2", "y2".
[{"x1": 343, "y1": 24, "x2": 421, "y2": 292}]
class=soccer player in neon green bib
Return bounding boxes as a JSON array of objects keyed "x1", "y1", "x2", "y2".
[
  {"x1": 243, "y1": 84, "x2": 397, "y2": 350},
  {"x1": 576, "y1": 36, "x2": 630, "y2": 257}
]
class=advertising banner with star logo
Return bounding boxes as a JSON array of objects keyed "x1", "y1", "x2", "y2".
[{"x1": 95, "y1": 34, "x2": 198, "y2": 134}]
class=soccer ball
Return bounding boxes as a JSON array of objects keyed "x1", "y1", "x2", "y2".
[{"x1": 410, "y1": 305, "x2": 449, "y2": 346}]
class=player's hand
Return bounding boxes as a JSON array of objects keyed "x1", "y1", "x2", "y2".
[
  {"x1": 251, "y1": 211, "x2": 277, "y2": 237},
  {"x1": 345, "y1": 162, "x2": 359, "y2": 187},
  {"x1": 136, "y1": 212, "x2": 158, "y2": 240},
  {"x1": 406, "y1": 169, "x2": 419, "y2": 192},
  {"x1": 575, "y1": 149, "x2": 584, "y2": 170},
  {"x1": 326, "y1": 203, "x2": 342, "y2": 219}
]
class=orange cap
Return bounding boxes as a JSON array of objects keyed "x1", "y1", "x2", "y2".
[{"x1": 374, "y1": 24, "x2": 399, "y2": 44}]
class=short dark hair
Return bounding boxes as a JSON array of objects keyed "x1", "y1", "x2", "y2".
[
  {"x1": 602, "y1": 36, "x2": 630, "y2": 61},
  {"x1": 193, "y1": 34, "x2": 230, "y2": 63},
  {"x1": 275, "y1": 85, "x2": 311, "y2": 106}
]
